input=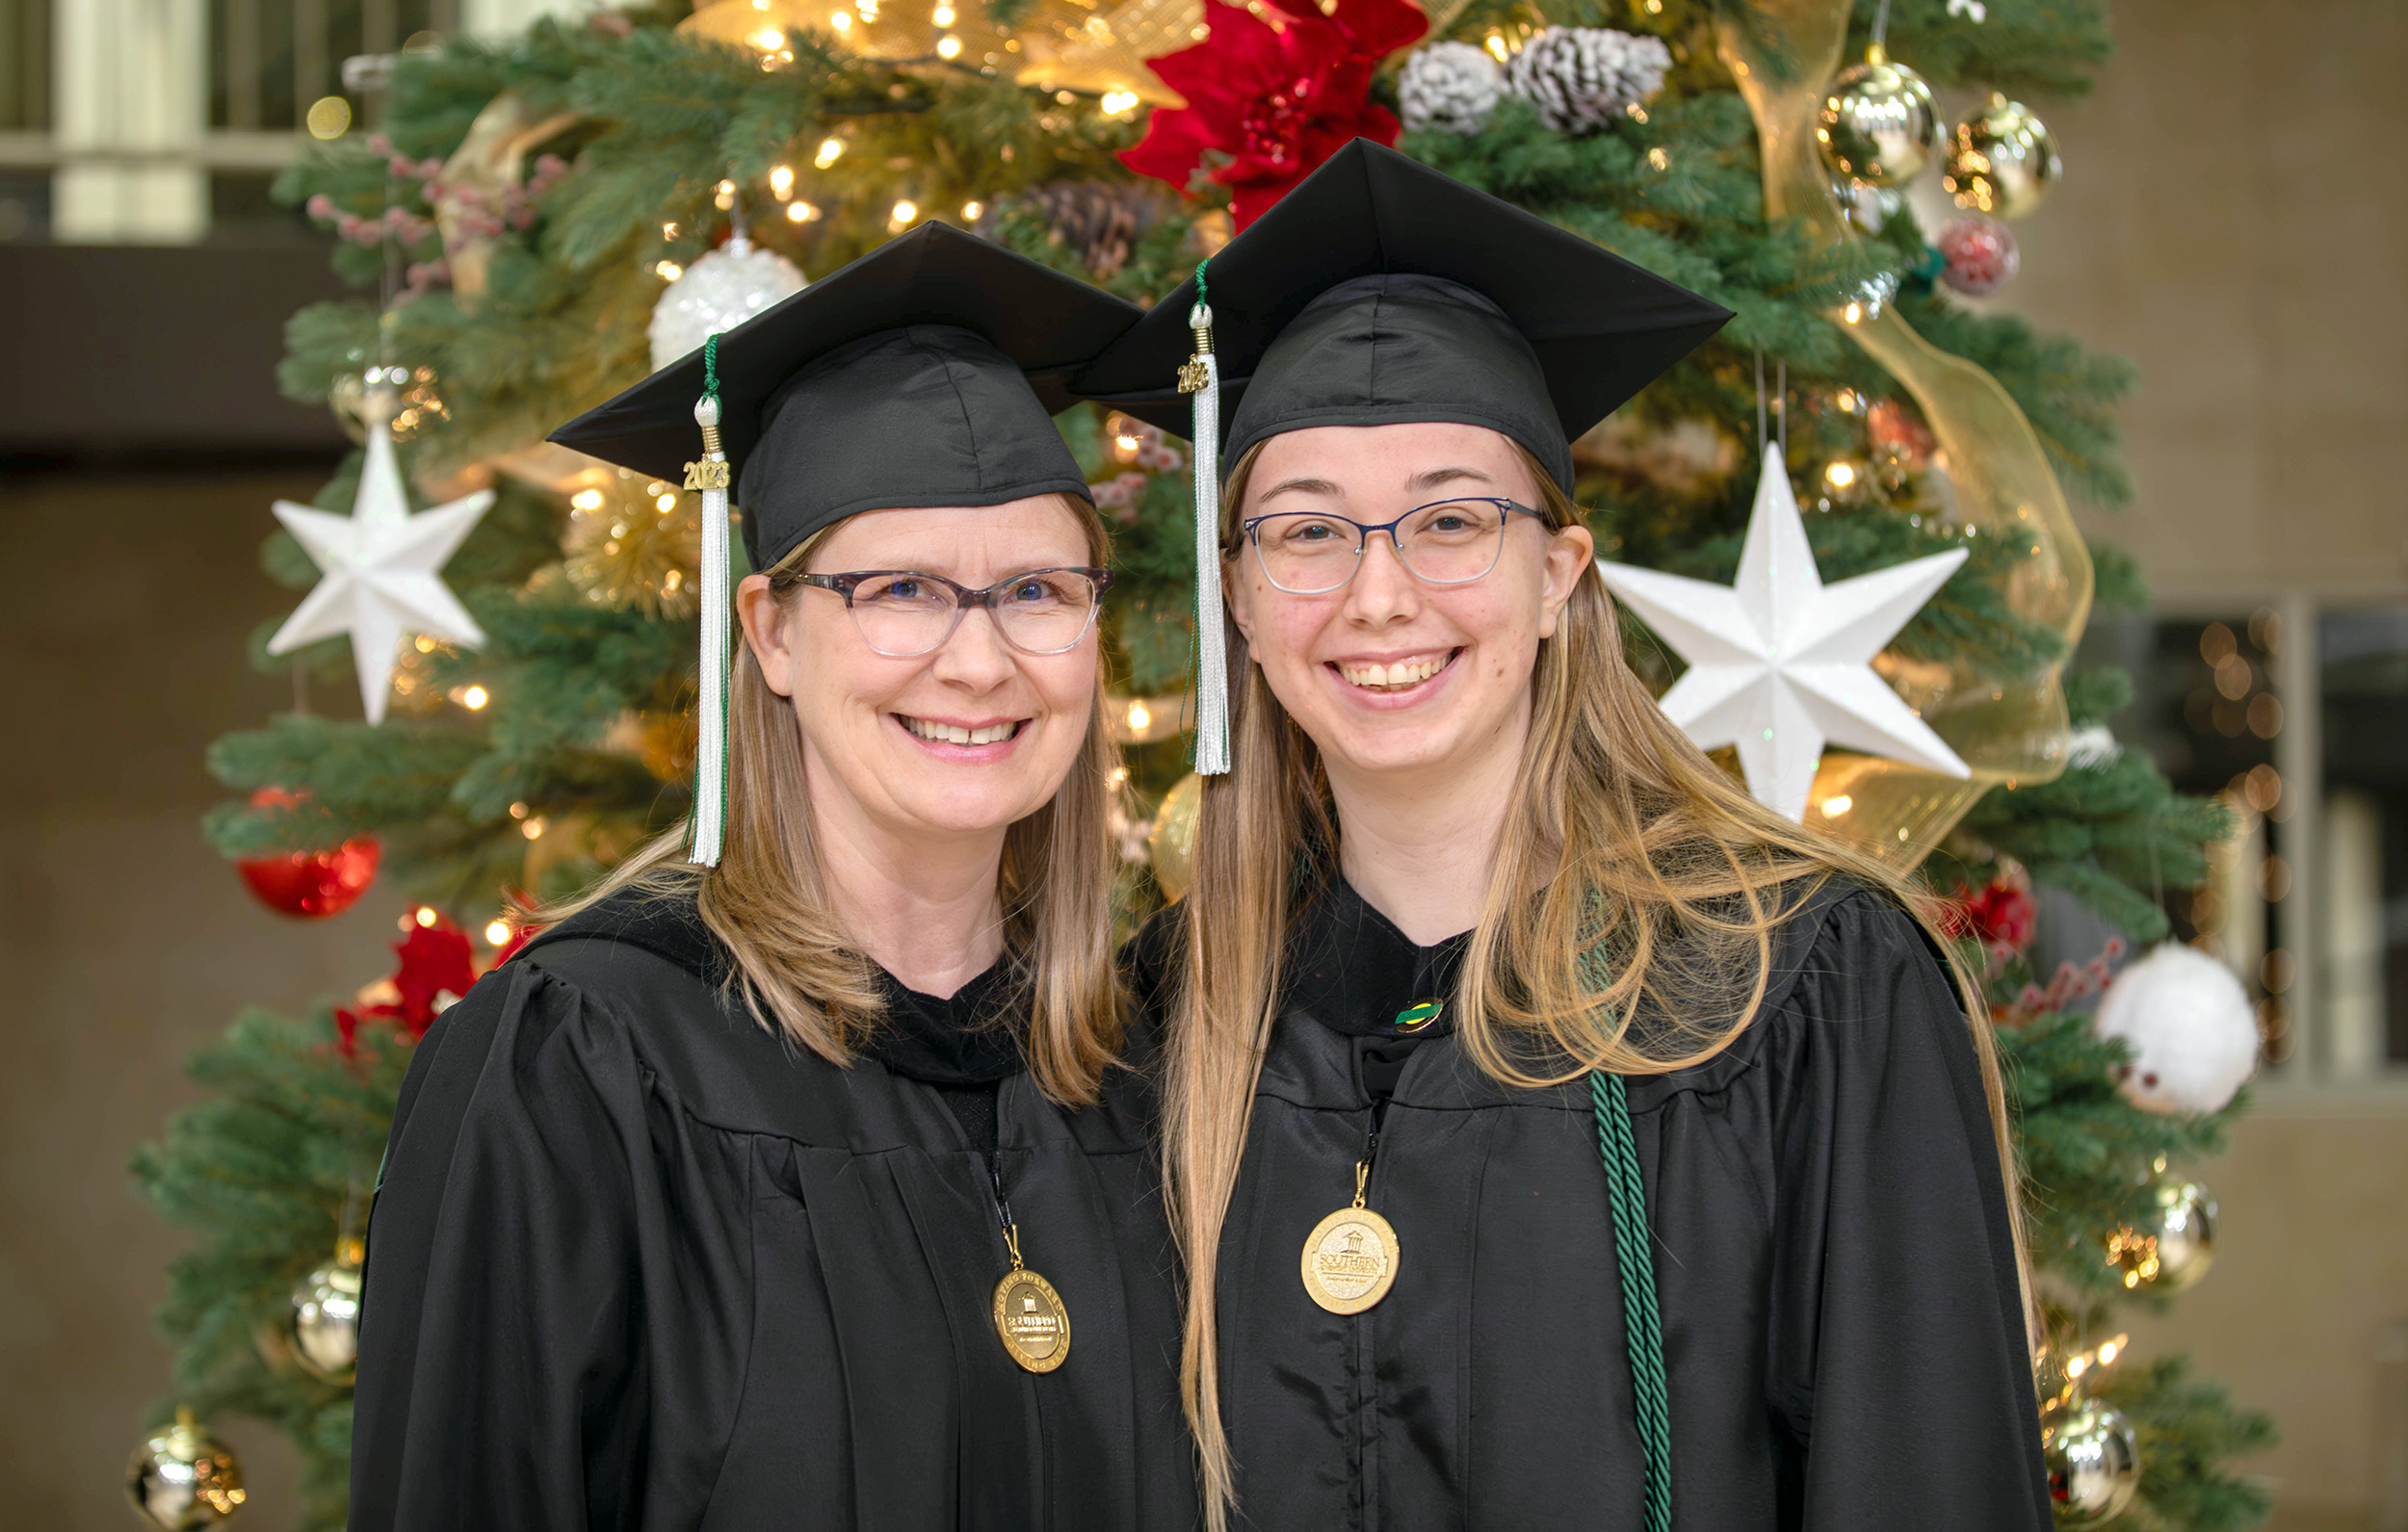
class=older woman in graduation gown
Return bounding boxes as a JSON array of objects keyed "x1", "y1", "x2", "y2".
[
  {"x1": 1080, "y1": 143, "x2": 2053, "y2": 1531},
  {"x1": 350, "y1": 226, "x2": 1197, "y2": 1532}
]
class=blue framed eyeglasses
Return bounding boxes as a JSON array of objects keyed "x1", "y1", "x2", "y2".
[{"x1": 1240, "y1": 498, "x2": 1547, "y2": 594}]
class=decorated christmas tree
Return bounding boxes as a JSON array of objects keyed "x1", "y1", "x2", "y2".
[{"x1": 131, "y1": 0, "x2": 2274, "y2": 1526}]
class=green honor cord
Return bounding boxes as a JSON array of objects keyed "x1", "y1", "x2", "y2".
[{"x1": 1592, "y1": 1069, "x2": 1672, "y2": 1530}]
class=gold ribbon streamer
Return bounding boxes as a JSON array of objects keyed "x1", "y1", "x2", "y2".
[{"x1": 1719, "y1": 0, "x2": 2090, "y2": 868}]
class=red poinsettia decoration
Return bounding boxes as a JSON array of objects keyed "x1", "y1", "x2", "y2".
[
  {"x1": 1937, "y1": 876, "x2": 2038, "y2": 954},
  {"x1": 1123, "y1": 0, "x2": 1428, "y2": 229},
  {"x1": 337, "y1": 909, "x2": 483, "y2": 1054}
]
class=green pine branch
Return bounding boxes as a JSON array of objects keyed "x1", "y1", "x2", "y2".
[{"x1": 131, "y1": 1005, "x2": 412, "y2": 1532}]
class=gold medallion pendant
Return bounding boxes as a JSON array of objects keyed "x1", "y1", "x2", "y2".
[
  {"x1": 992, "y1": 1225, "x2": 1072, "y2": 1373},
  {"x1": 1300, "y1": 1161, "x2": 1400, "y2": 1314}
]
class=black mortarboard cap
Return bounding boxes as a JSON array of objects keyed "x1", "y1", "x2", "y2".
[
  {"x1": 546, "y1": 222, "x2": 1139, "y2": 868},
  {"x1": 550, "y1": 221, "x2": 1141, "y2": 571},
  {"x1": 1071, "y1": 140, "x2": 1728, "y2": 778},
  {"x1": 1072, "y1": 139, "x2": 1733, "y2": 489}
]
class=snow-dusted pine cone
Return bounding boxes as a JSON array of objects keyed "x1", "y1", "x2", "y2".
[
  {"x1": 1013, "y1": 180, "x2": 1166, "y2": 280},
  {"x1": 1399, "y1": 41, "x2": 1506, "y2": 135},
  {"x1": 1504, "y1": 27, "x2": 1673, "y2": 135}
]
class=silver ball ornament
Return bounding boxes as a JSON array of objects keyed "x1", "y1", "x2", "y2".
[
  {"x1": 1817, "y1": 43, "x2": 1942, "y2": 188},
  {"x1": 1944, "y1": 92, "x2": 2061, "y2": 219},
  {"x1": 125, "y1": 1410, "x2": 247, "y2": 1529},
  {"x1": 2106, "y1": 1178, "x2": 2217, "y2": 1293},
  {"x1": 290, "y1": 1244, "x2": 366, "y2": 1385},
  {"x1": 2041, "y1": 1396, "x2": 2141, "y2": 1523},
  {"x1": 1832, "y1": 174, "x2": 1905, "y2": 234},
  {"x1": 647, "y1": 234, "x2": 806, "y2": 373}
]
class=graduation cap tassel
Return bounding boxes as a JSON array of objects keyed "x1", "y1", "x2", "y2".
[
  {"x1": 684, "y1": 335, "x2": 734, "y2": 867},
  {"x1": 1180, "y1": 266, "x2": 1231, "y2": 775}
]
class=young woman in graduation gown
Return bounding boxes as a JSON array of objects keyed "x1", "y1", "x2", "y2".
[
  {"x1": 1081, "y1": 143, "x2": 2054, "y2": 1531},
  {"x1": 349, "y1": 225, "x2": 1197, "y2": 1532}
]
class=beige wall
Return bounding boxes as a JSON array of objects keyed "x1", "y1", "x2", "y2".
[
  {"x1": 1995, "y1": 4, "x2": 2408, "y2": 1525},
  {"x1": 1998, "y1": 0, "x2": 2408, "y2": 609},
  {"x1": 2130, "y1": 1098, "x2": 2408, "y2": 1529},
  {"x1": 1, "y1": 471, "x2": 386, "y2": 1527}
]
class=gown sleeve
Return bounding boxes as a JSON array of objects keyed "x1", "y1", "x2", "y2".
[
  {"x1": 349, "y1": 960, "x2": 654, "y2": 1532},
  {"x1": 1763, "y1": 891, "x2": 2053, "y2": 1530}
]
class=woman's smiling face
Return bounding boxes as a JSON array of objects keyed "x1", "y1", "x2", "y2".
[
  {"x1": 737, "y1": 496, "x2": 1100, "y2": 845},
  {"x1": 1226, "y1": 422, "x2": 1592, "y2": 786}
]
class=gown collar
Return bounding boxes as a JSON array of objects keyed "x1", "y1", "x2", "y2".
[
  {"x1": 868, "y1": 961, "x2": 1026, "y2": 1087},
  {"x1": 1285, "y1": 874, "x2": 1475, "y2": 1039},
  {"x1": 519, "y1": 887, "x2": 1028, "y2": 1086}
]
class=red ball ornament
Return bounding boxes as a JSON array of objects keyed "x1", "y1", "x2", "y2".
[
  {"x1": 1937, "y1": 215, "x2": 2020, "y2": 297},
  {"x1": 234, "y1": 787, "x2": 380, "y2": 920}
]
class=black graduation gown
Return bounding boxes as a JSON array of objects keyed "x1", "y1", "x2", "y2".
[
  {"x1": 1132, "y1": 878, "x2": 2050, "y2": 1531},
  {"x1": 352, "y1": 891, "x2": 1197, "y2": 1532}
]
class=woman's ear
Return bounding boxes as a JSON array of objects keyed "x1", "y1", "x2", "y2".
[
  {"x1": 1222, "y1": 552, "x2": 1257, "y2": 651},
  {"x1": 734, "y1": 572, "x2": 796, "y2": 697},
  {"x1": 1537, "y1": 521, "x2": 1595, "y2": 640}
]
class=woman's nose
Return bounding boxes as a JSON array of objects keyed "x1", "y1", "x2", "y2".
[
  {"x1": 929, "y1": 604, "x2": 1019, "y2": 688},
  {"x1": 1342, "y1": 532, "x2": 1421, "y2": 624}
]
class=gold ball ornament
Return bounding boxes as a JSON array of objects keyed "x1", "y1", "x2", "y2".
[
  {"x1": 125, "y1": 1409, "x2": 247, "y2": 1530},
  {"x1": 2105, "y1": 1178, "x2": 2216, "y2": 1293},
  {"x1": 329, "y1": 365, "x2": 449, "y2": 445},
  {"x1": 563, "y1": 469, "x2": 705, "y2": 617},
  {"x1": 1943, "y1": 92, "x2": 2060, "y2": 219},
  {"x1": 1816, "y1": 43, "x2": 1942, "y2": 189},
  {"x1": 1146, "y1": 772, "x2": 1204, "y2": 901},
  {"x1": 2040, "y1": 1395, "x2": 2141, "y2": 1523},
  {"x1": 602, "y1": 708, "x2": 700, "y2": 784},
  {"x1": 290, "y1": 1239, "x2": 366, "y2": 1386}
]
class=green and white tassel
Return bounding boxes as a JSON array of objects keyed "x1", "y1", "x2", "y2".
[
  {"x1": 683, "y1": 335, "x2": 733, "y2": 866},
  {"x1": 1178, "y1": 264, "x2": 1230, "y2": 775}
]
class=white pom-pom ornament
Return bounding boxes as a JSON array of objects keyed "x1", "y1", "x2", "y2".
[
  {"x1": 1400, "y1": 42, "x2": 1505, "y2": 135},
  {"x1": 2092, "y1": 944, "x2": 2259, "y2": 1115},
  {"x1": 648, "y1": 233, "x2": 806, "y2": 373}
]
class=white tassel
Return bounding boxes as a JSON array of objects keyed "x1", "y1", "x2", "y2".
[
  {"x1": 685, "y1": 391, "x2": 732, "y2": 866},
  {"x1": 1183, "y1": 299, "x2": 1231, "y2": 775}
]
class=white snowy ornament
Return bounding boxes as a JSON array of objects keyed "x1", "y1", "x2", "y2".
[
  {"x1": 1400, "y1": 42, "x2": 1506, "y2": 134},
  {"x1": 266, "y1": 396, "x2": 492, "y2": 725},
  {"x1": 1504, "y1": 27, "x2": 1672, "y2": 135},
  {"x1": 648, "y1": 232, "x2": 807, "y2": 373},
  {"x1": 1597, "y1": 444, "x2": 1972, "y2": 820},
  {"x1": 2093, "y1": 943, "x2": 2259, "y2": 1115}
]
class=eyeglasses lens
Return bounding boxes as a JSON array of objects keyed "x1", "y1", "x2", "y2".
[
  {"x1": 1252, "y1": 502, "x2": 1509, "y2": 594},
  {"x1": 848, "y1": 571, "x2": 1101, "y2": 657}
]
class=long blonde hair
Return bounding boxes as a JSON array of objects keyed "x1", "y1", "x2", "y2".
[
  {"x1": 1165, "y1": 442, "x2": 2026, "y2": 1524},
  {"x1": 553, "y1": 494, "x2": 1127, "y2": 1106}
]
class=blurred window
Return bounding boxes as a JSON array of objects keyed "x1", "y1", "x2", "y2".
[
  {"x1": 2320, "y1": 608, "x2": 2408, "y2": 1072},
  {"x1": 2083, "y1": 603, "x2": 2408, "y2": 1078}
]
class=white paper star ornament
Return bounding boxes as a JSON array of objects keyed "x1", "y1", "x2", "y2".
[
  {"x1": 1598, "y1": 446, "x2": 1972, "y2": 821},
  {"x1": 267, "y1": 422, "x2": 492, "y2": 725}
]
